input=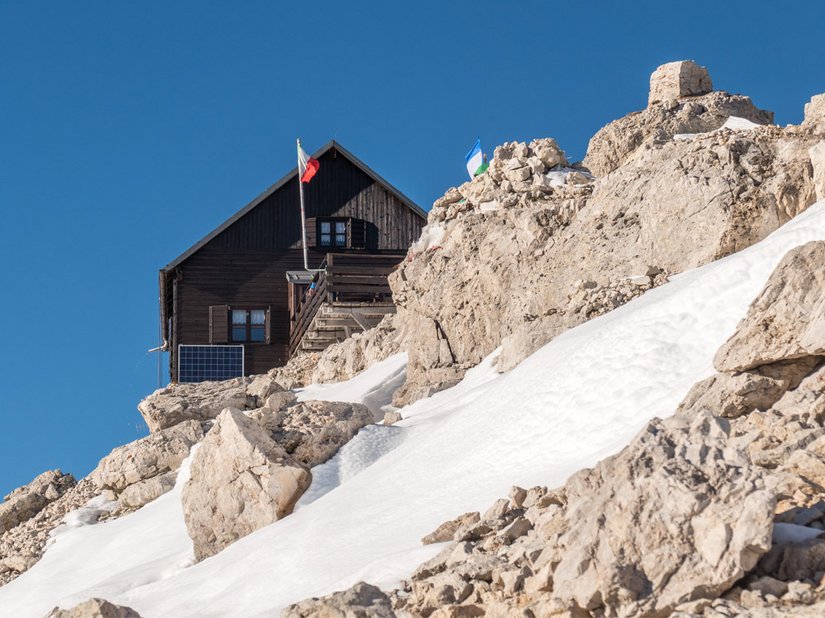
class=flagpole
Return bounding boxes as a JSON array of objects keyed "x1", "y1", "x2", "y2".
[{"x1": 297, "y1": 138, "x2": 309, "y2": 271}]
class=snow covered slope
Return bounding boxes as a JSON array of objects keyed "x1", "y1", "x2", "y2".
[{"x1": 4, "y1": 201, "x2": 825, "y2": 618}]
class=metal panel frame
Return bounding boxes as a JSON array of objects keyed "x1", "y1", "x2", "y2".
[{"x1": 177, "y1": 344, "x2": 245, "y2": 383}]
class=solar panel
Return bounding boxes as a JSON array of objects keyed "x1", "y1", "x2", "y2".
[{"x1": 178, "y1": 345, "x2": 244, "y2": 383}]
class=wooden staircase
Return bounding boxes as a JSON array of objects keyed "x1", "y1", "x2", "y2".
[
  {"x1": 288, "y1": 253, "x2": 403, "y2": 357},
  {"x1": 294, "y1": 303, "x2": 396, "y2": 353}
]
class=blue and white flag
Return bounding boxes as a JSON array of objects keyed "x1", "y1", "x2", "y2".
[{"x1": 465, "y1": 138, "x2": 487, "y2": 179}]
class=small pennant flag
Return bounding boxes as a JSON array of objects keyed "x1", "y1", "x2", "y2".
[
  {"x1": 465, "y1": 138, "x2": 488, "y2": 179},
  {"x1": 297, "y1": 141, "x2": 320, "y2": 183}
]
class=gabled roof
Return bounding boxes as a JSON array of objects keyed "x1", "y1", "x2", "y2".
[{"x1": 163, "y1": 140, "x2": 427, "y2": 272}]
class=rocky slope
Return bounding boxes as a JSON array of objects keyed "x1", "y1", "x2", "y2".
[
  {"x1": 0, "y1": 372, "x2": 374, "y2": 587},
  {"x1": 286, "y1": 240, "x2": 825, "y2": 617},
  {"x1": 388, "y1": 61, "x2": 822, "y2": 406}
]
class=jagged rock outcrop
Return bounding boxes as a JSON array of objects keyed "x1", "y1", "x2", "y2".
[
  {"x1": 46, "y1": 598, "x2": 141, "y2": 618},
  {"x1": 586, "y1": 60, "x2": 773, "y2": 177},
  {"x1": 282, "y1": 582, "x2": 395, "y2": 617},
  {"x1": 0, "y1": 470, "x2": 75, "y2": 535},
  {"x1": 138, "y1": 373, "x2": 286, "y2": 432},
  {"x1": 714, "y1": 241, "x2": 825, "y2": 372},
  {"x1": 90, "y1": 420, "x2": 203, "y2": 511},
  {"x1": 387, "y1": 62, "x2": 820, "y2": 406},
  {"x1": 1, "y1": 478, "x2": 99, "y2": 585},
  {"x1": 390, "y1": 133, "x2": 818, "y2": 405},
  {"x1": 182, "y1": 408, "x2": 311, "y2": 561}
]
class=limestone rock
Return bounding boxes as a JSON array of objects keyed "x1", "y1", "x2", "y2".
[
  {"x1": 90, "y1": 420, "x2": 203, "y2": 509},
  {"x1": 117, "y1": 471, "x2": 177, "y2": 510},
  {"x1": 715, "y1": 241, "x2": 825, "y2": 372},
  {"x1": 269, "y1": 401, "x2": 374, "y2": 467},
  {"x1": 382, "y1": 411, "x2": 403, "y2": 425},
  {"x1": 268, "y1": 352, "x2": 321, "y2": 390},
  {"x1": 810, "y1": 141, "x2": 825, "y2": 200},
  {"x1": 803, "y1": 94, "x2": 825, "y2": 133},
  {"x1": 394, "y1": 411, "x2": 774, "y2": 617},
  {"x1": 182, "y1": 408, "x2": 311, "y2": 561},
  {"x1": 0, "y1": 470, "x2": 75, "y2": 535},
  {"x1": 586, "y1": 84, "x2": 774, "y2": 176},
  {"x1": 422, "y1": 512, "x2": 480, "y2": 545},
  {"x1": 393, "y1": 122, "x2": 816, "y2": 405},
  {"x1": 548, "y1": 412, "x2": 774, "y2": 615},
  {"x1": 138, "y1": 377, "x2": 254, "y2": 433},
  {"x1": 311, "y1": 314, "x2": 402, "y2": 385},
  {"x1": 282, "y1": 582, "x2": 395, "y2": 617},
  {"x1": 0, "y1": 478, "x2": 99, "y2": 585},
  {"x1": 648, "y1": 60, "x2": 713, "y2": 105},
  {"x1": 677, "y1": 358, "x2": 819, "y2": 419},
  {"x1": 46, "y1": 598, "x2": 141, "y2": 618}
]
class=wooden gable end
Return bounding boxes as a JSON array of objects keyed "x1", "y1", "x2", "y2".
[{"x1": 199, "y1": 147, "x2": 424, "y2": 254}]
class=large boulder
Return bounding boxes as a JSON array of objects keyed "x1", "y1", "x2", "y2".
[
  {"x1": 182, "y1": 408, "x2": 311, "y2": 561},
  {"x1": 90, "y1": 420, "x2": 203, "y2": 510},
  {"x1": 138, "y1": 374, "x2": 287, "y2": 432},
  {"x1": 282, "y1": 582, "x2": 395, "y2": 618},
  {"x1": 46, "y1": 598, "x2": 141, "y2": 617},
  {"x1": 715, "y1": 241, "x2": 825, "y2": 372},
  {"x1": 648, "y1": 60, "x2": 713, "y2": 104},
  {"x1": 540, "y1": 412, "x2": 774, "y2": 615},
  {"x1": 0, "y1": 470, "x2": 75, "y2": 535}
]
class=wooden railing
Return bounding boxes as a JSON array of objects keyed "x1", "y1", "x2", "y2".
[{"x1": 288, "y1": 253, "x2": 402, "y2": 355}]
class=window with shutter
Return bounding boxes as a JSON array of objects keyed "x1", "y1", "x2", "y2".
[{"x1": 230, "y1": 309, "x2": 270, "y2": 343}]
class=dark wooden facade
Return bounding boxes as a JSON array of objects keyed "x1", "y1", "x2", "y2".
[{"x1": 159, "y1": 141, "x2": 426, "y2": 381}]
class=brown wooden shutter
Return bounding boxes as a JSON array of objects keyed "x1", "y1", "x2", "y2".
[
  {"x1": 265, "y1": 306, "x2": 271, "y2": 344},
  {"x1": 306, "y1": 217, "x2": 317, "y2": 248},
  {"x1": 209, "y1": 305, "x2": 230, "y2": 343},
  {"x1": 349, "y1": 218, "x2": 366, "y2": 249}
]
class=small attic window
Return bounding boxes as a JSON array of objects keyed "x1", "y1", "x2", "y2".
[{"x1": 318, "y1": 219, "x2": 348, "y2": 247}]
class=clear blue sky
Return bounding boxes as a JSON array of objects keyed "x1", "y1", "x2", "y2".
[{"x1": 1, "y1": 1, "x2": 823, "y2": 497}]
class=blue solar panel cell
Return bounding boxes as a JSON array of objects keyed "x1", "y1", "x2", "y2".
[{"x1": 178, "y1": 345, "x2": 244, "y2": 383}]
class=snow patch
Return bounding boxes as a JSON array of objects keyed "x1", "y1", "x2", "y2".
[
  {"x1": 773, "y1": 522, "x2": 824, "y2": 545},
  {"x1": 674, "y1": 115, "x2": 764, "y2": 140}
]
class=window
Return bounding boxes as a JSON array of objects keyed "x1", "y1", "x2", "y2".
[
  {"x1": 231, "y1": 309, "x2": 267, "y2": 342},
  {"x1": 319, "y1": 220, "x2": 347, "y2": 247}
]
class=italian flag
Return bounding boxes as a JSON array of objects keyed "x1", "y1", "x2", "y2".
[
  {"x1": 297, "y1": 141, "x2": 320, "y2": 183},
  {"x1": 465, "y1": 138, "x2": 488, "y2": 179}
]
